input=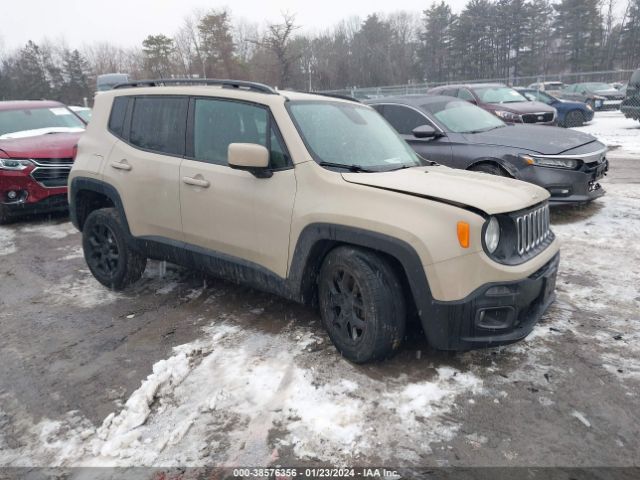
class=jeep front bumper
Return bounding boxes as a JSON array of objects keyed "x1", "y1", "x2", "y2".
[{"x1": 421, "y1": 252, "x2": 560, "y2": 351}]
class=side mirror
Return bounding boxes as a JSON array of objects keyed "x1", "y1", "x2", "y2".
[
  {"x1": 228, "y1": 143, "x2": 272, "y2": 178},
  {"x1": 412, "y1": 124, "x2": 440, "y2": 139}
]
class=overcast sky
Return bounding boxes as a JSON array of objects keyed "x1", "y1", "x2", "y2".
[{"x1": 1, "y1": 0, "x2": 472, "y2": 51}]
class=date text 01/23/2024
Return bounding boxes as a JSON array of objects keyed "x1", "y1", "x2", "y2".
[{"x1": 232, "y1": 468, "x2": 400, "y2": 478}]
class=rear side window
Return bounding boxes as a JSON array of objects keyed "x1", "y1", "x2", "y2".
[
  {"x1": 108, "y1": 97, "x2": 129, "y2": 138},
  {"x1": 382, "y1": 104, "x2": 430, "y2": 135},
  {"x1": 129, "y1": 96, "x2": 188, "y2": 156}
]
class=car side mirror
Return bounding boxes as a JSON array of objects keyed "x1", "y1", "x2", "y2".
[
  {"x1": 412, "y1": 124, "x2": 440, "y2": 139},
  {"x1": 228, "y1": 143, "x2": 272, "y2": 178}
]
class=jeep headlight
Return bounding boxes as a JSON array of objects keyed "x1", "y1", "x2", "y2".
[
  {"x1": 494, "y1": 110, "x2": 521, "y2": 122},
  {"x1": 484, "y1": 217, "x2": 500, "y2": 254},
  {"x1": 0, "y1": 158, "x2": 33, "y2": 171},
  {"x1": 520, "y1": 154, "x2": 580, "y2": 169}
]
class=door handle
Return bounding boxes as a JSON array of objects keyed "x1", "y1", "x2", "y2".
[
  {"x1": 182, "y1": 176, "x2": 210, "y2": 188},
  {"x1": 111, "y1": 160, "x2": 132, "y2": 171}
]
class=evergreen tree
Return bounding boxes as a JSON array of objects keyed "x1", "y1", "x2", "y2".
[
  {"x1": 554, "y1": 0, "x2": 604, "y2": 71},
  {"x1": 11, "y1": 41, "x2": 51, "y2": 99},
  {"x1": 62, "y1": 49, "x2": 92, "y2": 104},
  {"x1": 420, "y1": 2, "x2": 456, "y2": 82},
  {"x1": 142, "y1": 34, "x2": 175, "y2": 78}
]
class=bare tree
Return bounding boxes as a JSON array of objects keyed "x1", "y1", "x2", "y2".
[{"x1": 253, "y1": 13, "x2": 301, "y2": 88}]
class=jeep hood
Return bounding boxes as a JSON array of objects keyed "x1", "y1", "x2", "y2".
[
  {"x1": 462, "y1": 124, "x2": 597, "y2": 155},
  {"x1": 342, "y1": 166, "x2": 549, "y2": 215}
]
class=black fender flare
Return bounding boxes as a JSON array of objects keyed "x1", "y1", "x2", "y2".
[
  {"x1": 69, "y1": 177, "x2": 132, "y2": 236},
  {"x1": 287, "y1": 223, "x2": 434, "y2": 313},
  {"x1": 467, "y1": 157, "x2": 518, "y2": 178}
]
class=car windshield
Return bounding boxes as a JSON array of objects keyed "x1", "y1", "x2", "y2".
[
  {"x1": 422, "y1": 99, "x2": 506, "y2": 133},
  {"x1": 583, "y1": 83, "x2": 612, "y2": 91},
  {"x1": 474, "y1": 86, "x2": 528, "y2": 103},
  {"x1": 288, "y1": 101, "x2": 421, "y2": 171},
  {"x1": 0, "y1": 107, "x2": 85, "y2": 138},
  {"x1": 524, "y1": 91, "x2": 554, "y2": 104}
]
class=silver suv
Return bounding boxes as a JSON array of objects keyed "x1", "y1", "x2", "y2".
[{"x1": 69, "y1": 79, "x2": 560, "y2": 363}]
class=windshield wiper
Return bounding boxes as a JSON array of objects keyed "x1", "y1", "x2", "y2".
[
  {"x1": 464, "y1": 125, "x2": 504, "y2": 134},
  {"x1": 318, "y1": 161, "x2": 378, "y2": 172}
]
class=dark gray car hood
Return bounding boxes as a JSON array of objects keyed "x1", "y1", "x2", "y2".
[
  {"x1": 461, "y1": 124, "x2": 598, "y2": 155},
  {"x1": 593, "y1": 88, "x2": 623, "y2": 97}
]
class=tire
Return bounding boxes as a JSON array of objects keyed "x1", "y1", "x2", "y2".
[
  {"x1": 470, "y1": 163, "x2": 509, "y2": 177},
  {"x1": 82, "y1": 208, "x2": 146, "y2": 290},
  {"x1": 564, "y1": 110, "x2": 585, "y2": 128},
  {"x1": 318, "y1": 246, "x2": 406, "y2": 363}
]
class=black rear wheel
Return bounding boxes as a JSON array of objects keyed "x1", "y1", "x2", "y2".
[
  {"x1": 83, "y1": 208, "x2": 146, "y2": 290},
  {"x1": 564, "y1": 110, "x2": 585, "y2": 127},
  {"x1": 318, "y1": 246, "x2": 406, "y2": 363}
]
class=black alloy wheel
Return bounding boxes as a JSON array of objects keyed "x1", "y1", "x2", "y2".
[
  {"x1": 326, "y1": 268, "x2": 367, "y2": 344},
  {"x1": 86, "y1": 223, "x2": 120, "y2": 278},
  {"x1": 318, "y1": 246, "x2": 406, "y2": 363},
  {"x1": 82, "y1": 208, "x2": 146, "y2": 290}
]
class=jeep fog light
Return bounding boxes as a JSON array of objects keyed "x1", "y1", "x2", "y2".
[{"x1": 485, "y1": 217, "x2": 500, "y2": 253}]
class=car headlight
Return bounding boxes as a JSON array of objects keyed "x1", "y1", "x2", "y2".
[
  {"x1": 586, "y1": 103, "x2": 594, "y2": 111},
  {"x1": 494, "y1": 110, "x2": 522, "y2": 122},
  {"x1": 520, "y1": 154, "x2": 580, "y2": 169},
  {"x1": 0, "y1": 158, "x2": 33, "y2": 171},
  {"x1": 484, "y1": 217, "x2": 500, "y2": 254}
]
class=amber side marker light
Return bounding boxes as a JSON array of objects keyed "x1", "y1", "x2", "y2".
[{"x1": 457, "y1": 221, "x2": 470, "y2": 248}]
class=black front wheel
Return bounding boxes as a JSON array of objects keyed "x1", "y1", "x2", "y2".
[
  {"x1": 83, "y1": 208, "x2": 146, "y2": 290},
  {"x1": 318, "y1": 246, "x2": 406, "y2": 363},
  {"x1": 564, "y1": 110, "x2": 585, "y2": 128}
]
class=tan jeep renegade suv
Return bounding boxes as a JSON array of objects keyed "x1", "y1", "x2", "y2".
[{"x1": 69, "y1": 79, "x2": 560, "y2": 363}]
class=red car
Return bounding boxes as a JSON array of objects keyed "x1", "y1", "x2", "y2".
[{"x1": 0, "y1": 101, "x2": 85, "y2": 223}]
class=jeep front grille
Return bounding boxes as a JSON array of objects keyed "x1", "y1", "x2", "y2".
[{"x1": 516, "y1": 204, "x2": 551, "y2": 255}]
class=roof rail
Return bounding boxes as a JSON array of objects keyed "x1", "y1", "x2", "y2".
[
  {"x1": 303, "y1": 92, "x2": 361, "y2": 103},
  {"x1": 112, "y1": 78, "x2": 278, "y2": 95}
]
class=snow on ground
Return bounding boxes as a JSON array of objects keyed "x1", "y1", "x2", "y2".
[
  {"x1": 0, "y1": 226, "x2": 16, "y2": 256},
  {"x1": 1, "y1": 320, "x2": 483, "y2": 467},
  {"x1": 551, "y1": 183, "x2": 640, "y2": 381},
  {"x1": 20, "y1": 221, "x2": 78, "y2": 239},
  {"x1": 45, "y1": 270, "x2": 123, "y2": 309},
  {"x1": 573, "y1": 111, "x2": 640, "y2": 156}
]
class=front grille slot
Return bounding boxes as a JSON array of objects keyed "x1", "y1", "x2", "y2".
[
  {"x1": 522, "y1": 112, "x2": 554, "y2": 123},
  {"x1": 31, "y1": 167, "x2": 71, "y2": 188},
  {"x1": 30, "y1": 158, "x2": 74, "y2": 166},
  {"x1": 516, "y1": 204, "x2": 550, "y2": 255}
]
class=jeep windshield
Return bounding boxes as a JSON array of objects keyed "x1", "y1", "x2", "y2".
[
  {"x1": 288, "y1": 101, "x2": 422, "y2": 171},
  {"x1": 0, "y1": 107, "x2": 85, "y2": 139},
  {"x1": 423, "y1": 99, "x2": 506, "y2": 134}
]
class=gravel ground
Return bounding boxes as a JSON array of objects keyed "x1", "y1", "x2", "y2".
[{"x1": 0, "y1": 158, "x2": 638, "y2": 471}]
